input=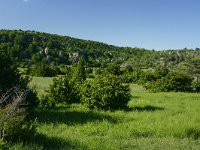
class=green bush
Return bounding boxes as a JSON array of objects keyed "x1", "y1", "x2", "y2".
[
  {"x1": 81, "y1": 74, "x2": 131, "y2": 110},
  {"x1": 137, "y1": 71, "x2": 156, "y2": 85},
  {"x1": 0, "y1": 105, "x2": 26, "y2": 141},
  {"x1": 72, "y1": 56, "x2": 86, "y2": 82},
  {"x1": 40, "y1": 76, "x2": 80, "y2": 108},
  {"x1": 154, "y1": 66, "x2": 169, "y2": 79},
  {"x1": 106, "y1": 63, "x2": 122, "y2": 76},
  {"x1": 192, "y1": 80, "x2": 200, "y2": 92},
  {"x1": 149, "y1": 72, "x2": 192, "y2": 92},
  {"x1": 129, "y1": 68, "x2": 143, "y2": 83},
  {"x1": 0, "y1": 88, "x2": 38, "y2": 142}
]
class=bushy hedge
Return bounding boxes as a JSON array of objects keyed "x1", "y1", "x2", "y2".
[{"x1": 80, "y1": 74, "x2": 131, "y2": 110}]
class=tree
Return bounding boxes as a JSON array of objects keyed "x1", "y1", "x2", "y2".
[
  {"x1": 30, "y1": 60, "x2": 56, "y2": 77},
  {"x1": 0, "y1": 49, "x2": 38, "y2": 143},
  {"x1": 0, "y1": 49, "x2": 20, "y2": 94}
]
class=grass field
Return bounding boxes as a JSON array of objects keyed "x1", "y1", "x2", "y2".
[
  {"x1": 28, "y1": 76, "x2": 54, "y2": 96},
  {"x1": 12, "y1": 77, "x2": 200, "y2": 149}
]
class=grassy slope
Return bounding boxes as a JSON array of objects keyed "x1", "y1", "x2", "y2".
[{"x1": 13, "y1": 77, "x2": 200, "y2": 150}]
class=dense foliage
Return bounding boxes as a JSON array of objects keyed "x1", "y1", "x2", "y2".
[
  {"x1": 148, "y1": 72, "x2": 193, "y2": 92},
  {"x1": 1, "y1": 29, "x2": 200, "y2": 148},
  {"x1": 81, "y1": 74, "x2": 131, "y2": 110},
  {"x1": 29, "y1": 60, "x2": 58, "y2": 77},
  {"x1": 72, "y1": 56, "x2": 86, "y2": 82},
  {"x1": 0, "y1": 48, "x2": 38, "y2": 144},
  {"x1": 0, "y1": 49, "x2": 20, "y2": 94},
  {"x1": 1, "y1": 29, "x2": 200, "y2": 70},
  {"x1": 40, "y1": 76, "x2": 79, "y2": 108}
]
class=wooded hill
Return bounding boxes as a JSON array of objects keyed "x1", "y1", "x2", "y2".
[{"x1": 0, "y1": 29, "x2": 200, "y2": 68}]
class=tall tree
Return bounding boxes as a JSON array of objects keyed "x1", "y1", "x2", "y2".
[{"x1": 0, "y1": 49, "x2": 20, "y2": 94}]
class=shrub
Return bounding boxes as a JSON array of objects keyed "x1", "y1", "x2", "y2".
[
  {"x1": 119, "y1": 74, "x2": 132, "y2": 83},
  {"x1": 0, "y1": 87, "x2": 37, "y2": 142},
  {"x1": 129, "y1": 68, "x2": 143, "y2": 83},
  {"x1": 137, "y1": 71, "x2": 156, "y2": 85},
  {"x1": 154, "y1": 66, "x2": 169, "y2": 79},
  {"x1": 150, "y1": 72, "x2": 192, "y2": 92},
  {"x1": 81, "y1": 74, "x2": 131, "y2": 110},
  {"x1": 72, "y1": 56, "x2": 86, "y2": 82},
  {"x1": 106, "y1": 63, "x2": 122, "y2": 76},
  {"x1": 192, "y1": 80, "x2": 200, "y2": 92},
  {"x1": 40, "y1": 76, "x2": 80, "y2": 108},
  {"x1": 0, "y1": 104, "x2": 26, "y2": 141}
]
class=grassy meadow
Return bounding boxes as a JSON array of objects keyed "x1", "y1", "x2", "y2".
[
  {"x1": 13, "y1": 77, "x2": 200, "y2": 150},
  {"x1": 28, "y1": 76, "x2": 54, "y2": 96}
]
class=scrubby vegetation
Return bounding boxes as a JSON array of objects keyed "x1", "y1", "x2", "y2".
[
  {"x1": 1, "y1": 29, "x2": 200, "y2": 149},
  {"x1": 0, "y1": 47, "x2": 38, "y2": 147},
  {"x1": 81, "y1": 74, "x2": 131, "y2": 110},
  {"x1": 40, "y1": 76, "x2": 80, "y2": 108},
  {"x1": 8, "y1": 81, "x2": 200, "y2": 150}
]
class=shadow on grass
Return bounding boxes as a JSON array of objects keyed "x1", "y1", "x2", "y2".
[
  {"x1": 35, "y1": 109, "x2": 117, "y2": 125},
  {"x1": 18, "y1": 133, "x2": 86, "y2": 150},
  {"x1": 131, "y1": 95, "x2": 141, "y2": 99},
  {"x1": 32, "y1": 134, "x2": 75, "y2": 150},
  {"x1": 125, "y1": 105, "x2": 164, "y2": 112},
  {"x1": 185, "y1": 128, "x2": 200, "y2": 140}
]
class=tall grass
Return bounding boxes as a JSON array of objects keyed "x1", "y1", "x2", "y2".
[
  {"x1": 12, "y1": 77, "x2": 200, "y2": 149},
  {"x1": 28, "y1": 76, "x2": 54, "y2": 96}
]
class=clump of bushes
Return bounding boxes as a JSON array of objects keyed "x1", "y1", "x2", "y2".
[
  {"x1": 39, "y1": 59, "x2": 131, "y2": 110},
  {"x1": 148, "y1": 72, "x2": 192, "y2": 92},
  {"x1": 40, "y1": 73, "x2": 131, "y2": 110},
  {"x1": 39, "y1": 57, "x2": 87, "y2": 108},
  {"x1": 40, "y1": 76, "x2": 80, "y2": 108},
  {"x1": 80, "y1": 74, "x2": 131, "y2": 110},
  {"x1": 128, "y1": 66, "x2": 194, "y2": 92}
]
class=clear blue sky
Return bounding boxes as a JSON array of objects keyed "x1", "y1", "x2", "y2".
[{"x1": 0, "y1": 0, "x2": 200, "y2": 50}]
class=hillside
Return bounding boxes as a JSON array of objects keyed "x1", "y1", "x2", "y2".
[{"x1": 0, "y1": 29, "x2": 200, "y2": 68}]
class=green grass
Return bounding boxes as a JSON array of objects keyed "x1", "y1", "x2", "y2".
[
  {"x1": 12, "y1": 77, "x2": 200, "y2": 149},
  {"x1": 28, "y1": 76, "x2": 54, "y2": 96}
]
